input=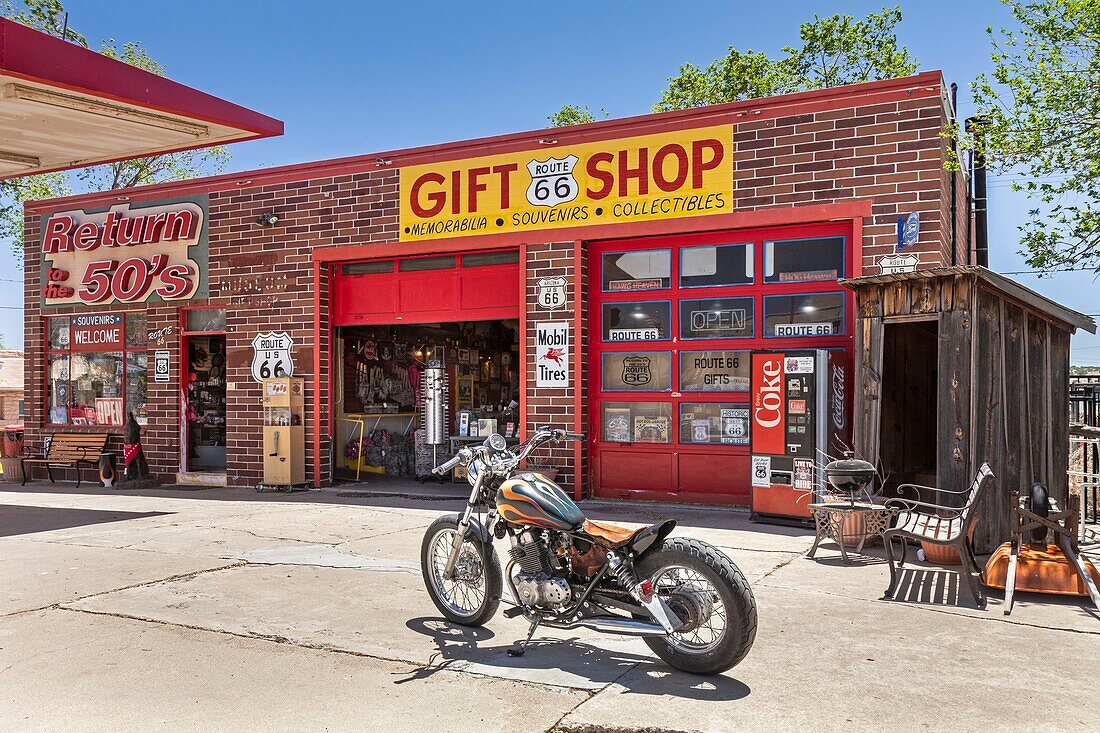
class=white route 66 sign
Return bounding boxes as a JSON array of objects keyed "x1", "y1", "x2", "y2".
[
  {"x1": 526, "y1": 155, "x2": 579, "y2": 207},
  {"x1": 251, "y1": 331, "x2": 294, "y2": 383},
  {"x1": 536, "y1": 276, "x2": 568, "y2": 310}
]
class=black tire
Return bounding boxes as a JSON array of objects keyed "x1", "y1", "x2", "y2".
[
  {"x1": 635, "y1": 538, "x2": 757, "y2": 675},
  {"x1": 421, "y1": 515, "x2": 502, "y2": 626}
]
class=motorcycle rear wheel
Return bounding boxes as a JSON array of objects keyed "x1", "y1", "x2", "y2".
[
  {"x1": 421, "y1": 515, "x2": 502, "y2": 626},
  {"x1": 635, "y1": 538, "x2": 757, "y2": 675}
]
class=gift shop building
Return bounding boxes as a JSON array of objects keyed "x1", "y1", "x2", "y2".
[{"x1": 24, "y1": 71, "x2": 976, "y2": 508}]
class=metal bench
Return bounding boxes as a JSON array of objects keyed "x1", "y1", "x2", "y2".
[
  {"x1": 21, "y1": 433, "x2": 110, "y2": 489},
  {"x1": 882, "y1": 463, "x2": 994, "y2": 608}
]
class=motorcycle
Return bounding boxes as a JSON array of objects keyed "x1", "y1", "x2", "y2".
[{"x1": 420, "y1": 427, "x2": 757, "y2": 675}]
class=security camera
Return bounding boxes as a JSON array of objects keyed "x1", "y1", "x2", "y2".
[{"x1": 256, "y1": 212, "x2": 280, "y2": 227}]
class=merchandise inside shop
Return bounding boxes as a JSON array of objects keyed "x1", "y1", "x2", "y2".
[{"x1": 334, "y1": 320, "x2": 521, "y2": 481}]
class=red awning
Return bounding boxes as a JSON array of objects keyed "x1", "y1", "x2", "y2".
[{"x1": 0, "y1": 18, "x2": 283, "y2": 180}]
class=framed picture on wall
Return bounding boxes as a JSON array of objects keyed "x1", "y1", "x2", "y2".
[{"x1": 458, "y1": 348, "x2": 470, "y2": 365}]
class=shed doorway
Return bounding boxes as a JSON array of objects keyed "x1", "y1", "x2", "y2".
[{"x1": 878, "y1": 319, "x2": 938, "y2": 494}]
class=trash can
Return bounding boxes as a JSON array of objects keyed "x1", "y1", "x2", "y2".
[{"x1": 1, "y1": 423, "x2": 24, "y2": 483}]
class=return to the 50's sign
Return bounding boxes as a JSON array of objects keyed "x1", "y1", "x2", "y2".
[
  {"x1": 399, "y1": 125, "x2": 733, "y2": 241},
  {"x1": 39, "y1": 195, "x2": 208, "y2": 307}
]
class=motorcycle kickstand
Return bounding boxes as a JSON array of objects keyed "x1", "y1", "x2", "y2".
[{"x1": 508, "y1": 612, "x2": 543, "y2": 657}]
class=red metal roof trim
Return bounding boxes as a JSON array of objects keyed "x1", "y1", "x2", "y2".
[
  {"x1": 0, "y1": 18, "x2": 283, "y2": 176},
  {"x1": 25, "y1": 70, "x2": 945, "y2": 214}
]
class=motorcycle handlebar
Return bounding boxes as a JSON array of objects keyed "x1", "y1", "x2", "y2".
[{"x1": 432, "y1": 451, "x2": 467, "y2": 475}]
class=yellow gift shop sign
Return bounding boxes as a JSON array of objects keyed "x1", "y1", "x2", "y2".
[{"x1": 399, "y1": 125, "x2": 733, "y2": 241}]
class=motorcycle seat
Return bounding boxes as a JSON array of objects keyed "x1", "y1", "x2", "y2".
[{"x1": 582, "y1": 519, "x2": 645, "y2": 549}]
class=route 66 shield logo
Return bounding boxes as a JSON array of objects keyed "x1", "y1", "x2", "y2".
[
  {"x1": 251, "y1": 331, "x2": 294, "y2": 382},
  {"x1": 525, "y1": 155, "x2": 579, "y2": 207},
  {"x1": 536, "y1": 276, "x2": 567, "y2": 309},
  {"x1": 621, "y1": 355, "x2": 652, "y2": 385}
]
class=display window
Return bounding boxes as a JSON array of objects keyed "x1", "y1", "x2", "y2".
[
  {"x1": 601, "y1": 301, "x2": 671, "y2": 341},
  {"x1": 601, "y1": 402, "x2": 673, "y2": 443},
  {"x1": 679, "y1": 297, "x2": 754, "y2": 339},
  {"x1": 764, "y1": 236, "x2": 845, "y2": 283},
  {"x1": 679, "y1": 350, "x2": 750, "y2": 391},
  {"x1": 680, "y1": 243, "x2": 753, "y2": 288},
  {"x1": 763, "y1": 292, "x2": 845, "y2": 337},
  {"x1": 601, "y1": 250, "x2": 671, "y2": 292},
  {"x1": 601, "y1": 352, "x2": 672, "y2": 391},
  {"x1": 679, "y1": 403, "x2": 750, "y2": 444},
  {"x1": 44, "y1": 312, "x2": 147, "y2": 426}
]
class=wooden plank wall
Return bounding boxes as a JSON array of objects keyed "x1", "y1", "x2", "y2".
[
  {"x1": 850, "y1": 273, "x2": 1075, "y2": 553},
  {"x1": 938, "y1": 278, "x2": 973, "y2": 507}
]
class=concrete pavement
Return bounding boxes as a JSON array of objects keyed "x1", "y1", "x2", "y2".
[{"x1": 1, "y1": 483, "x2": 1097, "y2": 732}]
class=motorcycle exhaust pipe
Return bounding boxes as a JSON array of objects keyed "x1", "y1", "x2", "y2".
[{"x1": 541, "y1": 617, "x2": 666, "y2": 637}]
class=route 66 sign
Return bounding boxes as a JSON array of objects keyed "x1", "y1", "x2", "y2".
[
  {"x1": 536, "y1": 276, "x2": 568, "y2": 310},
  {"x1": 251, "y1": 331, "x2": 294, "y2": 382},
  {"x1": 526, "y1": 155, "x2": 579, "y2": 207}
]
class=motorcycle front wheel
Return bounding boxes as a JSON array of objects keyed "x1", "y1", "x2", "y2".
[
  {"x1": 635, "y1": 538, "x2": 757, "y2": 675},
  {"x1": 421, "y1": 515, "x2": 501, "y2": 626}
]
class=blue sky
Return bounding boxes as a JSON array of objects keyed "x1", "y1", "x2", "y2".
[{"x1": 4, "y1": 0, "x2": 1099, "y2": 360}]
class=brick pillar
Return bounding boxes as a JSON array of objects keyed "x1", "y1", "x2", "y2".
[
  {"x1": 524, "y1": 241, "x2": 588, "y2": 497},
  {"x1": 144, "y1": 305, "x2": 180, "y2": 479}
]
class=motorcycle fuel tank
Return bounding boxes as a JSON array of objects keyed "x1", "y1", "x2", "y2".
[{"x1": 496, "y1": 473, "x2": 585, "y2": 530}]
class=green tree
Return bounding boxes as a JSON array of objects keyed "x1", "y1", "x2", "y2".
[
  {"x1": 0, "y1": 0, "x2": 229, "y2": 258},
  {"x1": 655, "y1": 6, "x2": 917, "y2": 111},
  {"x1": 962, "y1": 0, "x2": 1100, "y2": 271},
  {"x1": 547, "y1": 104, "x2": 605, "y2": 128}
]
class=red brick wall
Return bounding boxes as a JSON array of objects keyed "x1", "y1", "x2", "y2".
[
  {"x1": 22, "y1": 75, "x2": 967, "y2": 490},
  {"x1": 733, "y1": 89, "x2": 963, "y2": 272}
]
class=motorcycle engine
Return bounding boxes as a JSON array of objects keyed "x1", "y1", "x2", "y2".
[{"x1": 510, "y1": 530, "x2": 572, "y2": 609}]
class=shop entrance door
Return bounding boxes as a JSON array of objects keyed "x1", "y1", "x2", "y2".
[
  {"x1": 180, "y1": 308, "x2": 227, "y2": 477},
  {"x1": 330, "y1": 251, "x2": 522, "y2": 484}
]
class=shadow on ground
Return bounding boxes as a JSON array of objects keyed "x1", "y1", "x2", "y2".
[
  {"x1": 400, "y1": 616, "x2": 751, "y2": 700},
  {"x1": 0, "y1": 504, "x2": 171, "y2": 538}
]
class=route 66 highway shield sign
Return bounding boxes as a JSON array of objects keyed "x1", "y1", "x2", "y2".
[{"x1": 251, "y1": 331, "x2": 294, "y2": 382}]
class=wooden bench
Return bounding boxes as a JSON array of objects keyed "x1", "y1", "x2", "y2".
[
  {"x1": 882, "y1": 463, "x2": 994, "y2": 608},
  {"x1": 21, "y1": 433, "x2": 110, "y2": 488}
]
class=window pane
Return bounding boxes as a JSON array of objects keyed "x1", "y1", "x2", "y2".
[
  {"x1": 48, "y1": 317, "x2": 69, "y2": 350},
  {"x1": 602, "y1": 352, "x2": 672, "y2": 391},
  {"x1": 69, "y1": 352, "x2": 124, "y2": 426},
  {"x1": 126, "y1": 352, "x2": 148, "y2": 426},
  {"x1": 399, "y1": 255, "x2": 456, "y2": 272},
  {"x1": 680, "y1": 403, "x2": 750, "y2": 444},
  {"x1": 343, "y1": 260, "x2": 394, "y2": 275},
  {"x1": 601, "y1": 402, "x2": 672, "y2": 443},
  {"x1": 602, "y1": 301, "x2": 671, "y2": 342},
  {"x1": 764, "y1": 293, "x2": 845, "y2": 336},
  {"x1": 186, "y1": 309, "x2": 225, "y2": 332},
  {"x1": 764, "y1": 236, "x2": 845, "y2": 283},
  {"x1": 680, "y1": 243, "x2": 753, "y2": 287},
  {"x1": 47, "y1": 354, "x2": 69, "y2": 424},
  {"x1": 680, "y1": 351, "x2": 750, "y2": 391},
  {"x1": 463, "y1": 250, "x2": 519, "y2": 267},
  {"x1": 126, "y1": 312, "x2": 147, "y2": 348},
  {"x1": 602, "y1": 250, "x2": 670, "y2": 291},
  {"x1": 679, "y1": 297, "x2": 754, "y2": 339}
]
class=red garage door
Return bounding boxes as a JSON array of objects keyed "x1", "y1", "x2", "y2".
[
  {"x1": 333, "y1": 250, "x2": 521, "y2": 325},
  {"x1": 589, "y1": 223, "x2": 855, "y2": 505}
]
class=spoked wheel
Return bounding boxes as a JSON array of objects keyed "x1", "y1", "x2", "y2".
[
  {"x1": 421, "y1": 515, "x2": 501, "y2": 626},
  {"x1": 636, "y1": 538, "x2": 757, "y2": 675}
]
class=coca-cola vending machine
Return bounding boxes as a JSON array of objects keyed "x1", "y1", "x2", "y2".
[{"x1": 749, "y1": 349, "x2": 851, "y2": 524}]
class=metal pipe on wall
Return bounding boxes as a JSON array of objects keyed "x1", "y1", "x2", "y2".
[{"x1": 966, "y1": 116, "x2": 990, "y2": 268}]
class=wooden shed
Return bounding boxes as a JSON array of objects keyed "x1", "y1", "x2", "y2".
[{"x1": 841, "y1": 266, "x2": 1095, "y2": 553}]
